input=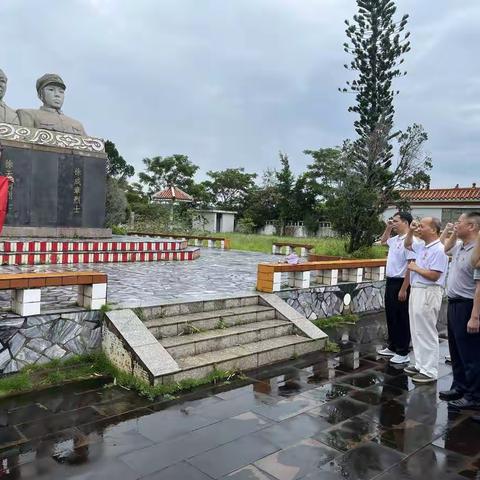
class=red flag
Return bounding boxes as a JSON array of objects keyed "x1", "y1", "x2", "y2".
[{"x1": 0, "y1": 176, "x2": 10, "y2": 234}]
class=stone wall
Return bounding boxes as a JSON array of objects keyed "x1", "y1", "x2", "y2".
[
  {"x1": 276, "y1": 281, "x2": 385, "y2": 320},
  {"x1": 0, "y1": 311, "x2": 102, "y2": 375},
  {"x1": 277, "y1": 280, "x2": 448, "y2": 339}
]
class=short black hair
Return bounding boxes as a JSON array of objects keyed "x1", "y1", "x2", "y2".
[{"x1": 393, "y1": 211, "x2": 413, "y2": 224}]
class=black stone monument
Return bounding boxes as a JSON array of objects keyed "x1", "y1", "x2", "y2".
[{"x1": 0, "y1": 131, "x2": 109, "y2": 238}]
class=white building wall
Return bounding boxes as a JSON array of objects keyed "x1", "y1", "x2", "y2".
[
  {"x1": 382, "y1": 206, "x2": 441, "y2": 222},
  {"x1": 383, "y1": 204, "x2": 480, "y2": 223},
  {"x1": 192, "y1": 211, "x2": 236, "y2": 233},
  {"x1": 258, "y1": 224, "x2": 277, "y2": 235},
  {"x1": 220, "y1": 213, "x2": 235, "y2": 233},
  {"x1": 192, "y1": 212, "x2": 216, "y2": 232}
]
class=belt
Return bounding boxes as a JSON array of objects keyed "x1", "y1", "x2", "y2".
[{"x1": 448, "y1": 297, "x2": 473, "y2": 303}]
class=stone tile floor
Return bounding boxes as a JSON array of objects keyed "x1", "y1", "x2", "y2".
[
  {"x1": 1, "y1": 338, "x2": 479, "y2": 479},
  {"x1": 0, "y1": 249, "x2": 278, "y2": 316}
]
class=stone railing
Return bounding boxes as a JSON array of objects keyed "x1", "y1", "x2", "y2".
[
  {"x1": 271, "y1": 241, "x2": 315, "y2": 257},
  {"x1": 256, "y1": 259, "x2": 387, "y2": 293},
  {"x1": 128, "y1": 232, "x2": 230, "y2": 249}
]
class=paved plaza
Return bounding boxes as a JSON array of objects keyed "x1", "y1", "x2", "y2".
[
  {"x1": 0, "y1": 248, "x2": 278, "y2": 314},
  {"x1": 0, "y1": 339, "x2": 479, "y2": 479}
]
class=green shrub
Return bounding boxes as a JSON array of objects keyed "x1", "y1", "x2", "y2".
[{"x1": 313, "y1": 313, "x2": 359, "y2": 329}]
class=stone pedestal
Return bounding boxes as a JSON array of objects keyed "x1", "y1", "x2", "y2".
[{"x1": 0, "y1": 123, "x2": 109, "y2": 237}]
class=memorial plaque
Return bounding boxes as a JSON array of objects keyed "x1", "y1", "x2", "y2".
[{"x1": 0, "y1": 126, "x2": 107, "y2": 237}]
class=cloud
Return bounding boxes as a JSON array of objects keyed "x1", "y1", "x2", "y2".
[{"x1": 0, "y1": 0, "x2": 478, "y2": 187}]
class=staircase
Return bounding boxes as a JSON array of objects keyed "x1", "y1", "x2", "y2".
[{"x1": 139, "y1": 294, "x2": 326, "y2": 383}]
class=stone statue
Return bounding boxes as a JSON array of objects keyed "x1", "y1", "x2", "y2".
[
  {"x1": 17, "y1": 74, "x2": 86, "y2": 136},
  {"x1": 0, "y1": 69, "x2": 20, "y2": 125}
]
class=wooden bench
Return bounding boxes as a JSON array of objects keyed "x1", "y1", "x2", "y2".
[
  {"x1": 257, "y1": 259, "x2": 387, "y2": 292},
  {"x1": 271, "y1": 241, "x2": 315, "y2": 257},
  {"x1": 0, "y1": 271, "x2": 108, "y2": 316},
  {"x1": 128, "y1": 232, "x2": 230, "y2": 249}
]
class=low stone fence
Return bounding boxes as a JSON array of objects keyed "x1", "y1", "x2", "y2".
[
  {"x1": 271, "y1": 241, "x2": 315, "y2": 257},
  {"x1": 257, "y1": 259, "x2": 387, "y2": 293},
  {"x1": 276, "y1": 281, "x2": 386, "y2": 321},
  {"x1": 128, "y1": 231, "x2": 230, "y2": 249}
]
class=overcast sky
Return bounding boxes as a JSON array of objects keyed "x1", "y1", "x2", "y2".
[{"x1": 1, "y1": 0, "x2": 478, "y2": 187}]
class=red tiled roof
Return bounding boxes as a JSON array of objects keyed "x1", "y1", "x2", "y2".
[
  {"x1": 399, "y1": 186, "x2": 480, "y2": 202},
  {"x1": 152, "y1": 186, "x2": 193, "y2": 202}
]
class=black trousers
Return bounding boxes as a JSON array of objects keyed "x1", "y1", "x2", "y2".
[
  {"x1": 448, "y1": 298, "x2": 480, "y2": 402},
  {"x1": 385, "y1": 277, "x2": 411, "y2": 356}
]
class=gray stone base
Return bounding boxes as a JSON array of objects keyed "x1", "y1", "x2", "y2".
[
  {"x1": 1, "y1": 226, "x2": 112, "y2": 238},
  {"x1": 0, "y1": 310, "x2": 102, "y2": 375}
]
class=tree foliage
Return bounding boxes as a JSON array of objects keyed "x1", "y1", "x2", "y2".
[
  {"x1": 306, "y1": 123, "x2": 431, "y2": 252},
  {"x1": 204, "y1": 168, "x2": 257, "y2": 212},
  {"x1": 105, "y1": 140, "x2": 135, "y2": 181},
  {"x1": 310, "y1": 0, "x2": 431, "y2": 253},
  {"x1": 242, "y1": 169, "x2": 280, "y2": 229},
  {"x1": 105, "y1": 178, "x2": 129, "y2": 227},
  {"x1": 139, "y1": 154, "x2": 199, "y2": 196},
  {"x1": 275, "y1": 153, "x2": 295, "y2": 233}
]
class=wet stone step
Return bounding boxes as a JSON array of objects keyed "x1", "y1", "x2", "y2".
[
  {"x1": 161, "y1": 319, "x2": 294, "y2": 358},
  {"x1": 166, "y1": 335, "x2": 324, "y2": 383},
  {"x1": 146, "y1": 305, "x2": 277, "y2": 338}
]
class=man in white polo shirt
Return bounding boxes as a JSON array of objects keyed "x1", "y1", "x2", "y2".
[
  {"x1": 404, "y1": 217, "x2": 449, "y2": 384},
  {"x1": 377, "y1": 212, "x2": 415, "y2": 364}
]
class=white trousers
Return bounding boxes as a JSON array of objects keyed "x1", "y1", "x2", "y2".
[{"x1": 409, "y1": 285, "x2": 443, "y2": 379}]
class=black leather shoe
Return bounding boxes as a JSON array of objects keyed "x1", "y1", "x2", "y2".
[
  {"x1": 439, "y1": 389, "x2": 463, "y2": 401},
  {"x1": 448, "y1": 398, "x2": 480, "y2": 410}
]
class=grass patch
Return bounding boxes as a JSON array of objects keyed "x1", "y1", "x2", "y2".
[
  {"x1": 215, "y1": 233, "x2": 386, "y2": 258},
  {"x1": 199, "y1": 233, "x2": 385, "y2": 258},
  {"x1": 215, "y1": 318, "x2": 228, "y2": 330},
  {"x1": 133, "y1": 307, "x2": 147, "y2": 322},
  {"x1": 324, "y1": 339, "x2": 341, "y2": 353},
  {"x1": 313, "y1": 313, "x2": 360, "y2": 330},
  {"x1": 0, "y1": 353, "x2": 104, "y2": 397},
  {"x1": 0, "y1": 352, "x2": 244, "y2": 402},
  {"x1": 128, "y1": 229, "x2": 387, "y2": 258}
]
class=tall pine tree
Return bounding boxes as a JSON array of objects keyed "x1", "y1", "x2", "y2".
[
  {"x1": 307, "y1": 1, "x2": 431, "y2": 253},
  {"x1": 342, "y1": 0, "x2": 410, "y2": 187}
]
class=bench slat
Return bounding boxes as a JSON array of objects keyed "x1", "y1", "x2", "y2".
[{"x1": 0, "y1": 271, "x2": 107, "y2": 290}]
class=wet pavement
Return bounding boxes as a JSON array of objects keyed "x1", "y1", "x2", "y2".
[
  {"x1": 0, "y1": 248, "x2": 278, "y2": 316},
  {"x1": 1, "y1": 339, "x2": 479, "y2": 479}
]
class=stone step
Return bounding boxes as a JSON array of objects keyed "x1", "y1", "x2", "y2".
[
  {"x1": 166, "y1": 335, "x2": 324, "y2": 383},
  {"x1": 146, "y1": 305, "x2": 276, "y2": 338},
  {"x1": 161, "y1": 319, "x2": 293, "y2": 358}
]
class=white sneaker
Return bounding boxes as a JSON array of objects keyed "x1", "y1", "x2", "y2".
[
  {"x1": 390, "y1": 354, "x2": 410, "y2": 364},
  {"x1": 377, "y1": 347, "x2": 396, "y2": 356}
]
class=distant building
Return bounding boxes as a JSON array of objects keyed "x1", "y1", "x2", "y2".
[
  {"x1": 383, "y1": 183, "x2": 480, "y2": 224},
  {"x1": 192, "y1": 209, "x2": 236, "y2": 233}
]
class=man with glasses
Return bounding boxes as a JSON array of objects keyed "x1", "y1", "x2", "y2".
[{"x1": 439, "y1": 212, "x2": 480, "y2": 410}]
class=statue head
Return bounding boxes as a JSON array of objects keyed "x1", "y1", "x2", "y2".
[
  {"x1": 0, "y1": 69, "x2": 7, "y2": 102},
  {"x1": 36, "y1": 73, "x2": 67, "y2": 111}
]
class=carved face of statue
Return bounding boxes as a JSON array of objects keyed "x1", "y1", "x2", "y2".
[
  {"x1": 40, "y1": 83, "x2": 65, "y2": 110},
  {"x1": 0, "y1": 75, "x2": 6, "y2": 101}
]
